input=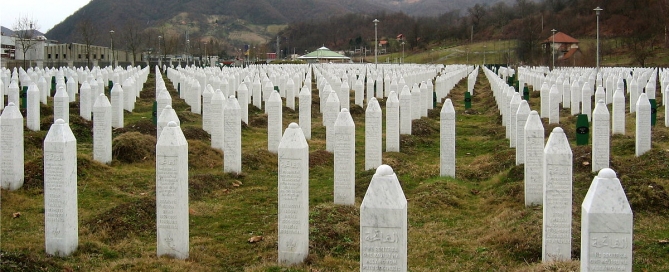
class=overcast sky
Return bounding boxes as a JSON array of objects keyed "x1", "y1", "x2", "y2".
[{"x1": 1, "y1": 0, "x2": 91, "y2": 33}]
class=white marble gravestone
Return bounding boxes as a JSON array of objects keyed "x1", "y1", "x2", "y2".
[
  {"x1": 360, "y1": 165, "x2": 407, "y2": 272},
  {"x1": 524, "y1": 111, "x2": 544, "y2": 206},
  {"x1": 334, "y1": 108, "x2": 355, "y2": 205},
  {"x1": 298, "y1": 86, "x2": 311, "y2": 140},
  {"x1": 267, "y1": 90, "x2": 283, "y2": 153},
  {"x1": 635, "y1": 93, "x2": 651, "y2": 156},
  {"x1": 582, "y1": 82, "x2": 593, "y2": 121},
  {"x1": 79, "y1": 81, "x2": 92, "y2": 120},
  {"x1": 252, "y1": 78, "x2": 262, "y2": 110},
  {"x1": 612, "y1": 88, "x2": 626, "y2": 135},
  {"x1": 410, "y1": 84, "x2": 421, "y2": 120},
  {"x1": 542, "y1": 127, "x2": 573, "y2": 263},
  {"x1": 515, "y1": 100, "x2": 530, "y2": 165},
  {"x1": 54, "y1": 86, "x2": 70, "y2": 124},
  {"x1": 0, "y1": 103, "x2": 24, "y2": 190},
  {"x1": 190, "y1": 80, "x2": 202, "y2": 114},
  {"x1": 354, "y1": 78, "x2": 364, "y2": 107},
  {"x1": 201, "y1": 86, "x2": 214, "y2": 133},
  {"x1": 581, "y1": 168, "x2": 633, "y2": 272},
  {"x1": 157, "y1": 105, "x2": 180, "y2": 141},
  {"x1": 509, "y1": 93, "x2": 521, "y2": 146},
  {"x1": 386, "y1": 91, "x2": 400, "y2": 152},
  {"x1": 286, "y1": 78, "x2": 296, "y2": 110},
  {"x1": 7, "y1": 81, "x2": 19, "y2": 105},
  {"x1": 365, "y1": 98, "x2": 382, "y2": 170},
  {"x1": 237, "y1": 83, "x2": 249, "y2": 124},
  {"x1": 110, "y1": 83, "x2": 124, "y2": 128},
  {"x1": 156, "y1": 121, "x2": 189, "y2": 260},
  {"x1": 440, "y1": 99, "x2": 456, "y2": 178},
  {"x1": 540, "y1": 82, "x2": 550, "y2": 118},
  {"x1": 27, "y1": 83, "x2": 40, "y2": 131},
  {"x1": 210, "y1": 90, "x2": 226, "y2": 151},
  {"x1": 549, "y1": 85, "x2": 560, "y2": 124},
  {"x1": 570, "y1": 80, "x2": 581, "y2": 116},
  {"x1": 277, "y1": 122, "x2": 310, "y2": 264},
  {"x1": 592, "y1": 100, "x2": 610, "y2": 172},
  {"x1": 399, "y1": 86, "x2": 412, "y2": 135},
  {"x1": 44, "y1": 119, "x2": 78, "y2": 256},
  {"x1": 224, "y1": 96, "x2": 242, "y2": 174},
  {"x1": 325, "y1": 91, "x2": 340, "y2": 152},
  {"x1": 93, "y1": 94, "x2": 112, "y2": 164}
]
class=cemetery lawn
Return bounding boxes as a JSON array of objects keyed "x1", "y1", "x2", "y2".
[{"x1": 2, "y1": 70, "x2": 669, "y2": 271}]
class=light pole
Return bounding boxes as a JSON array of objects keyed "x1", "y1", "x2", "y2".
[
  {"x1": 594, "y1": 6, "x2": 603, "y2": 74},
  {"x1": 158, "y1": 35, "x2": 162, "y2": 64},
  {"x1": 373, "y1": 19, "x2": 379, "y2": 69},
  {"x1": 109, "y1": 30, "x2": 114, "y2": 68},
  {"x1": 204, "y1": 42, "x2": 208, "y2": 67},
  {"x1": 551, "y1": 29, "x2": 557, "y2": 70},
  {"x1": 186, "y1": 39, "x2": 190, "y2": 66},
  {"x1": 401, "y1": 41, "x2": 405, "y2": 64}
]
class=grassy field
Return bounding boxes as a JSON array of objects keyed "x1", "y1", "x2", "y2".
[{"x1": 1, "y1": 68, "x2": 669, "y2": 271}]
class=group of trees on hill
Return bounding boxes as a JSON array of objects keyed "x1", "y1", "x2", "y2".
[{"x1": 275, "y1": 0, "x2": 669, "y2": 66}]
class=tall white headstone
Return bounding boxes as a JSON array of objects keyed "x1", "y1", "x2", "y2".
[
  {"x1": 277, "y1": 122, "x2": 310, "y2": 264},
  {"x1": 156, "y1": 121, "x2": 189, "y2": 259},
  {"x1": 582, "y1": 82, "x2": 593, "y2": 121},
  {"x1": 635, "y1": 93, "x2": 651, "y2": 156},
  {"x1": 580, "y1": 168, "x2": 633, "y2": 272},
  {"x1": 540, "y1": 82, "x2": 550, "y2": 118},
  {"x1": 201, "y1": 86, "x2": 214, "y2": 133},
  {"x1": 0, "y1": 103, "x2": 24, "y2": 190},
  {"x1": 440, "y1": 99, "x2": 456, "y2": 177},
  {"x1": 44, "y1": 119, "x2": 78, "y2": 256},
  {"x1": 54, "y1": 86, "x2": 70, "y2": 124},
  {"x1": 334, "y1": 108, "x2": 355, "y2": 205},
  {"x1": 354, "y1": 78, "x2": 364, "y2": 107},
  {"x1": 360, "y1": 165, "x2": 407, "y2": 272},
  {"x1": 516, "y1": 100, "x2": 530, "y2": 165},
  {"x1": 410, "y1": 84, "x2": 421, "y2": 120},
  {"x1": 549, "y1": 85, "x2": 560, "y2": 124},
  {"x1": 365, "y1": 97, "x2": 382, "y2": 170},
  {"x1": 238, "y1": 83, "x2": 249, "y2": 124},
  {"x1": 386, "y1": 91, "x2": 400, "y2": 152},
  {"x1": 224, "y1": 96, "x2": 242, "y2": 174},
  {"x1": 110, "y1": 83, "x2": 124, "y2": 128},
  {"x1": 524, "y1": 111, "x2": 544, "y2": 206},
  {"x1": 612, "y1": 88, "x2": 626, "y2": 135},
  {"x1": 27, "y1": 83, "x2": 41, "y2": 131},
  {"x1": 93, "y1": 94, "x2": 112, "y2": 164},
  {"x1": 542, "y1": 127, "x2": 573, "y2": 262},
  {"x1": 325, "y1": 91, "x2": 340, "y2": 152},
  {"x1": 592, "y1": 100, "x2": 610, "y2": 172},
  {"x1": 286, "y1": 78, "x2": 296, "y2": 110},
  {"x1": 157, "y1": 105, "x2": 180, "y2": 141},
  {"x1": 210, "y1": 90, "x2": 226, "y2": 151},
  {"x1": 267, "y1": 90, "x2": 283, "y2": 153},
  {"x1": 79, "y1": 81, "x2": 92, "y2": 120},
  {"x1": 509, "y1": 93, "x2": 521, "y2": 146},
  {"x1": 399, "y1": 86, "x2": 412, "y2": 135},
  {"x1": 298, "y1": 86, "x2": 311, "y2": 140},
  {"x1": 570, "y1": 80, "x2": 581, "y2": 116}
]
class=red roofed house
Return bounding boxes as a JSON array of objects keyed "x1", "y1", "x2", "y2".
[{"x1": 543, "y1": 32, "x2": 582, "y2": 66}]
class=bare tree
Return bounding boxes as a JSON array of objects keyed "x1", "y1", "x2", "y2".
[
  {"x1": 77, "y1": 18, "x2": 99, "y2": 68},
  {"x1": 13, "y1": 16, "x2": 40, "y2": 68},
  {"x1": 122, "y1": 19, "x2": 144, "y2": 65}
]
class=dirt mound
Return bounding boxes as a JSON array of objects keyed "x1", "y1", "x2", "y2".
[
  {"x1": 0, "y1": 251, "x2": 62, "y2": 271},
  {"x1": 411, "y1": 118, "x2": 439, "y2": 137},
  {"x1": 182, "y1": 126, "x2": 210, "y2": 141},
  {"x1": 249, "y1": 114, "x2": 268, "y2": 127},
  {"x1": 112, "y1": 132, "x2": 157, "y2": 163},
  {"x1": 348, "y1": 104, "x2": 364, "y2": 115},
  {"x1": 189, "y1": 173, "x2": 239, "y2": 201},
  {"x1": 241, "y1": 149, "x2": 277, "y2": 170},
  {"x1": 309, "y1": 150, "x2": 333, "y2": 167},
  {"x1": 188, "y1": 140, "x2": 222, "y2": 169},
  {"x1": 309, "y1": 203, "x2": 360, "y2": 257},
  {"x1": 87, "y1": 197, "x2": 156, "y2": 242},
  {"x1": 113, "y1": 119, "x2": 157, "y2": 137}
]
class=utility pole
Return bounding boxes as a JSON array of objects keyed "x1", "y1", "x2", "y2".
[{"x1": 276, "y1": 36, "x2": 280, "y2": 59}]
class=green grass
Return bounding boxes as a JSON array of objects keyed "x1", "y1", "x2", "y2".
[{"x1": 2, "y1": 70, "x2": 669, "y2": 271}]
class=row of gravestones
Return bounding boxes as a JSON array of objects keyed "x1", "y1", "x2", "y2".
[
  {"x1": 483, "y1": 66, "x2": 633, "y2": 271},
  {"x1": 0, "y1": 66, "x2": 150, "y2": 190}
]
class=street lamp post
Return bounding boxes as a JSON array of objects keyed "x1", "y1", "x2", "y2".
[
  {"x1": 551, "y1": 29, "x2": 557, "y2": 70},
  {"x1": 594, "y1": 6, "x2": 603, "y2": 74},
  {"x1": 204, "y1": 42, "x2": 208, "y2": 67},
  {"x1": 401, "y1": 41, "x2": 405, "y2": 64},
  {"x1": 109, "y1": 30, "x2": 114, "y2": 68},
  {"x1": 373, "y1": 19, "x2": 379, "y2": 69},
  {"x1": 186, "y1": 39, "x2": 190, "y2": 66},
  {"x1": 158, "y1": 35, "x2": 162, "y2": 64}
]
